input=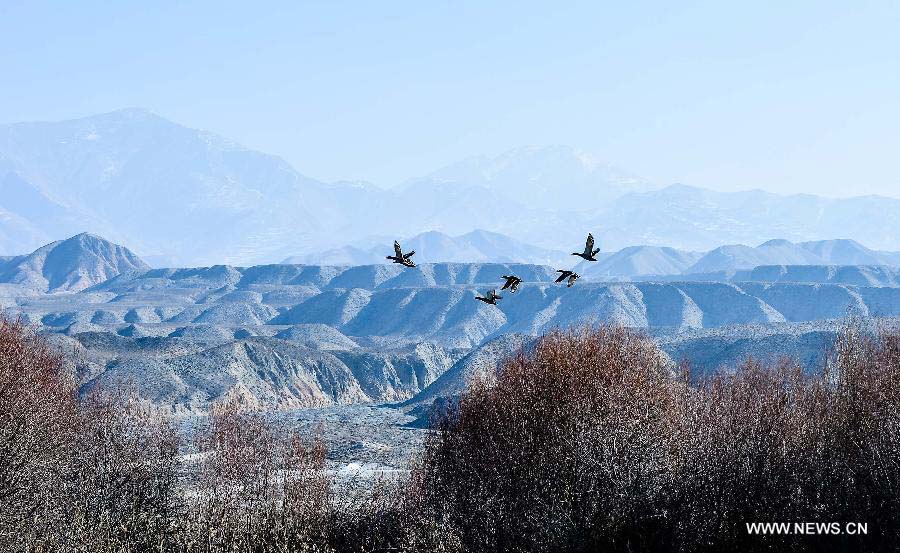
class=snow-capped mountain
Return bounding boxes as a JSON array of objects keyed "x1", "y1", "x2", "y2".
[
  {"x1": 590, "y1": 185, "x2": 900, "y2": 253},
  {"x1": 799, "y1": 239, "x2": 900, "y2": 266},
  {"x1": 0, "y1": 108, "x2": 367, "y2": 265},
  {"x1": 3, "y1": 232, "x2": 900, "y2": 411},
  {"x1": 400, "y1": 145, "x2": 655, "y2": 211},
  {"x1": 577, "y1": 246, "x2": 702, "y2": 279},
  {"x1": 290, "y1": 229, "x2": 569, "y2": 266},
  {"x1": 686, "y1": 238, "x2": 900, "y2": 274},
  {"x1": 0, "y1": 232, "x2": 148, "y2": 292},
  {"x1": 686, "y1": 239, "x2": 825, "y2": 274},
  {"x1": 3, "y1": 109, "x2": 900, "y2": 265}
]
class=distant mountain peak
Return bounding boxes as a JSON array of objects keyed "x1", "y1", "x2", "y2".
[
  {"x1": 759, "y1": 239, "x2": 794, "y2": 247},
  {"x1": 292, "y1": 229, "x2": 569, "y2": 266},
  {"x1": 403, "y1": 145, "x2": 654, "y2": 212},
  {"x1": 67, "y1": 107, "x2": 167, "y2": 127},
  {"x1": 3, "y1": 110, "x2": 900, "y2": 264},
  {"x1": 430, "y1": 144, "x2": 643, "y2": 180},
  {"x1": 0, "y1": 233, "x2": 149, "y2": 292},
  {"x1": 102, "y1": 106, "x2": 157, "y2": 118},
  {"x1": 71, "y1": 231, "x2": 106, "y2": 241}
]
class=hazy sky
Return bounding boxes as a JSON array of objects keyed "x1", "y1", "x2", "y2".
[{"x1": 1, "y1": 1, "x2": 898, "y2": 197}]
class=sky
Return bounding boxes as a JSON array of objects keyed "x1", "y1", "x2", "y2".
[{"x1": 1, "y1": 0, "x2": 898, "y2": 197}]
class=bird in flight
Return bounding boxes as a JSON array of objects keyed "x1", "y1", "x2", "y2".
[
  {"x1": 500, "y1": 274, "x2": 522, "y2": 293},
  {"x1": 386, "y1": 240, "x2": 416, "y2": 268},
  {"x1": 572, "y1": 233, "x2": 600, "y2": 261},
  {"x1": 475, "y1": 289, "x2": 502, "y2": 305},
  {"x1": 556, "y1": 270, "x2": 579, "y2": 287}
]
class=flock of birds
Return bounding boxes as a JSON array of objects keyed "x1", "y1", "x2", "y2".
[{"x1": 387, "y1": 233, "x2": 600, "y2": 307}]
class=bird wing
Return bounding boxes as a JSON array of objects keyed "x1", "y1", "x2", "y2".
[
  {"x1": 500, "y1": 280, "x2": 511, "y2": 290},
  {"x1": 555, "y1": 272, "x2": 567, "y2": 283},
  {"x1": 584, "y1": 233, "x2": 595, "y2": 255},
  {"x1": 393, "y1": 241, "x2": 403, "y2": 257},
  {"x1": 403, "y1": 250, "x2": 415, "y2": 259}
]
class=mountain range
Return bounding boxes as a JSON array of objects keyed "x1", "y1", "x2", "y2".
[
  {"x1": 4, "y1": 109, "x2": 900, "y2": 266},
  {"x1": 1, "y1": 233, "x2": 898, "y2": 412},
  {"x1": 289, "y1": 229, "x2": 570, "y2": 266},
  {"x1": 3, "y1": 234, "x2": 899, "y2": 301},
  {"x1": 5, "y1": 234, "x2": 899, "y2": 347},
  {"x1": 684, "y1": 238, "x2": 900, "y2": 275}
]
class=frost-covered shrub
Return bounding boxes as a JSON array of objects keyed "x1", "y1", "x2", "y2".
[{"x1": 418, "y1": 324, "x2": 900, "y2": 552}]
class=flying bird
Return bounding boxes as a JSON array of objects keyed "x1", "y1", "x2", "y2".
[
  {"x1": 500, "y1": 274, "x2": 522, "y2": 293},
  {"x1": 475, "y1": 289, "x2": 502, "y2": 305},
  {"x1": 555, "y1": 270, "x2": 579, "y2": 287},
  {"x1": 572, "y1": 233, "x2": 600, "y2": 261},
  {"x1": 386, "y1": 240, "x2": 416, "y2": 268}
]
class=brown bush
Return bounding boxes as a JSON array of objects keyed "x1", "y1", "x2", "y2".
[
  {"x1": 0, "y1": 318, "x2": 181, "y2": 552},
  {"x1": 418, "y1": 326, "x2": 676, "y2": 551},
  {"x1": 0, "y1": 318, "x2": 78, "y2": 547},
  {"x1": 64, "y1": 389, "x2": 181, "y2": 551},
  {"x1": 6, "y1": 314, "x2": 900, "y2": 552},
  {"x1": 418, "y1": 324, "x2": 900, "y2": 552},
  {"x1": 181, "y1": 395, "x2": 331, "y2": 551}
]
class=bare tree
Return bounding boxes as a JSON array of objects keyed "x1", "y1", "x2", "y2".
[{"x1": 0, "y1": 318, "x2": 78, "y2": 548}]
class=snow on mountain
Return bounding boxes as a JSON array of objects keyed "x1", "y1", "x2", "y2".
[
  {"x1": 292, "y1": 229, "x2": 569, "y2": 266},
  {"x1": 0, "y1": 232, "x2": 149, "y2": 292},
  {"x1": 735, "y1": 265, "x2": 900, "y2": 287},
  {"x1": 3, "y1": 110, "x2": 900, "y2": 265},
  {"x1": 686, "y1": 239, "x2": 827, "y2": 274},
  {"x1": 0, "y1": 204, "x2": 50, "y2": 255},
  {"x1": 656, "y1": 264, "x2": 900, "y2": 287},
  {"x1": 0, "y1": 108, "x2": 348, "y2": 265},
  {"x1": 5, "y1": 232, "x2": 900, "y2": 411},
  {"x1": 402, "y1": 145, "x2": 655, "y2": 211},
  {"x1": 274, "y1": 324, "x2": 360, "y2": 350},
  {"x1": 799, "y1": 239, "x2": 900, "y2": 266},
  {"x1": 592, "y1": 185, "x2": 900, "y2": 253},
  {"x1": 403, "y1": 333, "x2": 532, "y2": 409},
  {"x1": 285, "y1": 245, "x2": 384, "y2": 266},
  {"x1": 679, "y1": 238, "x2": 900, "y2": 277},
  {"x1": 579, "y1": 246, "x2": 702, "y2": 279}
]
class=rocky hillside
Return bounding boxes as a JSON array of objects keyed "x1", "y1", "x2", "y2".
[
  {"x1": 9, "y1": 257, "x2": 900, "y2": 346},
  {"x1": 63, "y1": 332, "x2": 462, "y2": 413},
  {"x1": 0, "y1": 233, "x2": 149, "y2": 292},
  {"x1": 651, "y1": 264, "x2": 900, "y2": 287},
  {"x1": 4, "y1": 234, "x2": 899, "y2": 412}
]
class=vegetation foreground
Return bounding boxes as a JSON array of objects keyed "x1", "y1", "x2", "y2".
[{"x1": 2, "y1": 317, "x2": 899, "y2": 552}]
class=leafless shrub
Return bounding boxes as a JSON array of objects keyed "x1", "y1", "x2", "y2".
[
  {"x1": 418, "y1": 323, "x2": 900, "y2": 552},
  {"x1": 418, "y1": 326, "x2": 676, "y2": 551},
  {"x1": 180, "y1": 395, "x2": 331, "y2": 551},
  {"x1": 6, "y1": 315, "x2": 900, "y2": 551},
  {"x1": 63, "y1": 389, "x2": 181, "y2": 551},
  {"x1": 0, "y1": 318, "x2": 78, "y2": 548},
  {"x1": 0, "y1": 317, "x2": 182, "y2": 552}
]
